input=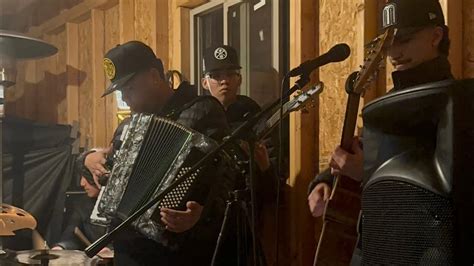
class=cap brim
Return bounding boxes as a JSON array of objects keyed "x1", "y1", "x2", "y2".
[
  {"x1": 205, "y1": 64, "x2": 242, "y2": 74},
  {"x1": 101, "y1": 72, "x2": 136, "y2": 97},
  {"x1": 394, "y1": 26, "x2": 426, "y2": 39}
]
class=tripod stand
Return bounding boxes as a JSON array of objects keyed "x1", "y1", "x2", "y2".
[{"x1": 211, "y1": 138, "x2": 267, "y2": 266}]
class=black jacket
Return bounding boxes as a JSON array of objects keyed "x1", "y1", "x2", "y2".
[
  {"x1": 79, "y1": 82, "x2": 234, "y2": 265},
  {"x1": 54, "y1": 196, "x2": 106, "y2": 250}
]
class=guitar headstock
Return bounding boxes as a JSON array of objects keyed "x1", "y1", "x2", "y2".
[
  {"x1": 288, "y1": 82, "x2": 324, "y2": 112},
  {"x1": 352, "y1": 27, "x2": 395, "y2": 94}
]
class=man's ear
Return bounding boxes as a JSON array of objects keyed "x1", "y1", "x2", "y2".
[
  {"x1": 432, "y1": 26, "x2": 443, "y2": 48},
  {"x1": 201, "y1": 78, "x2": 209, "y2": 90},
  {"x1": 237, "y1": 73, "x2": 242, "y2": 86}
]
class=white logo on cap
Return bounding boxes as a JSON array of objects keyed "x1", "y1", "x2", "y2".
[
  {"x1": 382, "y1": 3, "x2": 397, "y2": 28},
  {"x1": 214, "y1": 47, "x2": 228, "y2": 60},
  {"x1": 429, "y1": 12, "x2": 437, "y2": 20}
]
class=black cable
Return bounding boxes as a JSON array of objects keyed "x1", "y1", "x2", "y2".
[{"x1": 275, "y1": 73, "x2": 290, "y2": 265}]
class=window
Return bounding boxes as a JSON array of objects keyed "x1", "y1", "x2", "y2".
[{"x1": 191, "y1": 0, "x2": 289, "y2": 176}]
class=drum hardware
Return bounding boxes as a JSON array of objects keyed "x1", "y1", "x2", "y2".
[{"x1": 0, "y1": 30, "x2": 57, "y2": 253}]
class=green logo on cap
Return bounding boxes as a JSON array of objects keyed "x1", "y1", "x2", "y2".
[{"x1": 103, "y1": 58, "x2": 116, "y2": 80}]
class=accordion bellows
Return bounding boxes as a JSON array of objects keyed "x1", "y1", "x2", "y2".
[{"x1": 97, "y1": 113, "x2": 219, "y2": 244}]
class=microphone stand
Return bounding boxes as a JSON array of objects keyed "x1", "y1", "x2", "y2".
[{"x1": 84, "y1": 74, "x2": 312, "y2": 258}]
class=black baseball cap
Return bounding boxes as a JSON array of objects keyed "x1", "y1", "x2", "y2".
[
  {"x1": 382, "y1": 0, "x2": 445, "y2": 37},
  {"x1": 202, "y1": 45, "x2": 241, "y2": 74},
  {"x1": 102, "y1": 41, "x2": 164, "y2": 97}
]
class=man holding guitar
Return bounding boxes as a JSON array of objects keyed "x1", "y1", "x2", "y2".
[
  {"x1": 201, "y1": 44, "x2": 277, "y2": 201},
  {"x1": 308, "y1": 0, "x2": 452, "y2": 264}
]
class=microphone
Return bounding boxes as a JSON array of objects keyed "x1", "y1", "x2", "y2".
[{"x1": 288, "y1": 43, "x2": 351, "y2": 77}]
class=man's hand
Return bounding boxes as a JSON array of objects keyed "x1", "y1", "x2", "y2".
[
  {"x1": 84, "y1": 146, "x2": 111, "y2": 188},
  {"x1": 240, "y1": 141, "x2": 271, "y2": 171},
  {"x1": 308, "y1": 183, "x2": 331, "y2": 217},
  {"x1": 329, "y1": 137, "x2": 363, "y2": 181},
  {"x1": 160, "y1": 201, "x2": 203, "y2": 233}
]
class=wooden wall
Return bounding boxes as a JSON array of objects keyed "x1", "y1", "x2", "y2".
[{"x1": 5, "y1": 0, "x2": 170, "y2": 148}]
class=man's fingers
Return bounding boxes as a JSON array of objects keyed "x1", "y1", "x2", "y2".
[
  {"x1": 161, "y1": 217, "x2": 179, "y2": 232},
  {"x1": 92, "y1": 174, "x2": 101, "y2": 189},
  {"x1": 323, "y1": 185, "x2": 331, "y2": 201},
  {"x1": 186, "y1": 201, "x2": 199, "y2": 211},
  {"x1": 95, "y1": 164, "x2": 108, "y2": 174},
  {"x1": 160, "y1": 211, "x2": 180, "y2": 224}
]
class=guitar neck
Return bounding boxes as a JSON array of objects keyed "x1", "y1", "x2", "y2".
[
  {"x1": 254, "y1": 100, "x2": 293, "y2": 140},
  {"x1": 340, "y1": 93, "x2": 361, "y2": 151}
]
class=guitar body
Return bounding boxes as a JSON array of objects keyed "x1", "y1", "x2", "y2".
[{"x1": 315, "y1": 176, "x2": 361, "y2": 265}]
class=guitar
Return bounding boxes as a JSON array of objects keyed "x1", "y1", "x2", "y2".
[
  {"x1": 227, "y1": 82, "x2": 324, "y2": 175},
  {"x1": 313, "y1": 28, "x2": 395, "y2": 266},
  {"x1": 255, "y1": 82, "x2": 324, "y2": 139}
]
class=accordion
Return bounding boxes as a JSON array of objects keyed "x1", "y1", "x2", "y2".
[{"x1": 94, "y1": 113, "x2": 230, "y2": 243}]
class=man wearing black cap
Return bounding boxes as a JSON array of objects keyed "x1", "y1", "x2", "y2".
[
  {"x1": 201, "y1": 44, "x2": 278, "y2": 264},
  {"x1": 201, "y1": 45, "x2": 274, "y2": 173},
  {"x1": 79, "y1": 40, "x2": 234, "y2": 265},
  {"x1": 307, "y1": 0, "x2": 453, "y2": 263}
]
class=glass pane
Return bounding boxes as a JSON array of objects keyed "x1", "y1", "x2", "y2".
[
  {"x1": 195, "y1": 6, "x2": 224, "y2": 92},
  {"x1": 227, "y1": 3, "x2": 244, "y2": 95},
  {"x1": 248, "y1": 0, "x2": 279, "y2": 108}
]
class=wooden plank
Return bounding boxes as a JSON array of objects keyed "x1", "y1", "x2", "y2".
[
  {"x1": 169, "y1": 2, "x2": 190, "y2": 78},
  {"x1": 56, "y1": 29, "x2": 68, "y2": 125},
  {"x1": 443, "y1": 0, "x2": 463, "y2": 79},
  {"x1": 289, "y1": 0, "x2": 319, "y2": 265},
  {"x1": 66, "y1": 23, "x2": 80, "y2": 125},
  {"x1": 152, "y1": 0, "x2": 170, "y2": 68},
  {"x1": 464, "y1": 0, "x2": 474, "y2": 78},
  {"x1": 91, "y1": 9, "x2": 107, "y2": 147},
  {"x1": 176, "y1": 0, "x2": 208, "y2": 8},
  {"x1": 78, "y1": 18, "x2": 93, "y2": 148},
  {"x1": 134, "y1": 0, "x2": 153, "y2": 45},
  {"x1": 104, "y1": 4, "x2": 120, "y2": 143},
  {"x1": 28, "y1": 0, "x2": 115, "y2": 37},
  {"x1": 119, "y1": 0, "x2": 135, "y2": 42}
]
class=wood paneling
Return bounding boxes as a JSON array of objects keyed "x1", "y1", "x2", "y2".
[
  {"x1": 289, "y1": 0, "x2": 319, "y2": 265},
  {"x1": 119, "y1": 0, "x2": 135, "y2": 42},
  {"x1": 66, "y1": 23, "x2": 80, "y2": 126},
  {"x1": 169, "y1": 1, "x2": 191, "y2": 77},
  {"x1": 464, "y1": 0, "x2": 474, "y2": 78},
  {"x1": 91, "y1": 9, "x2": 107, "y2": 147},
  {"x1": 104, "y1": 4, "x2": 120, "y2": 144},
  {"x1": 78, "y1": 18, "x2": 93, "y2": 147},
  {"x1": 56, "y1": 29, "x2": 68, "y2": 125}
]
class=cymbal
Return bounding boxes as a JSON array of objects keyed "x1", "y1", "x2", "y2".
[
  {"x1": 12, "y1": 250, "x2": 100, "y2": 265},
  {"x1": 0, "y1": 30, "x2": 57, "y2": 59},
  {"x1": 0, "y1": 203, "x2": 37, "y2": 236}
]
